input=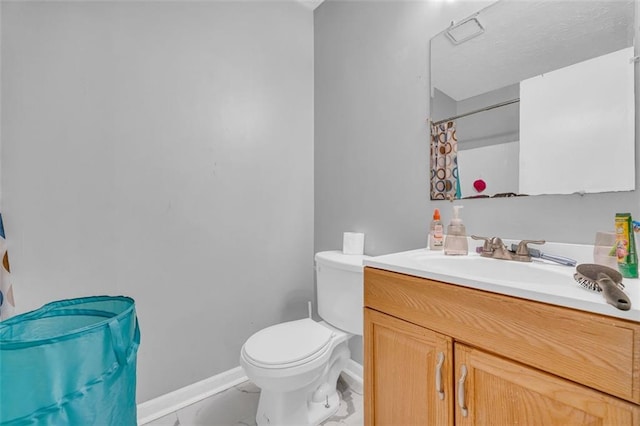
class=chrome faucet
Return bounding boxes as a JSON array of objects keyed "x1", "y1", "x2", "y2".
[
  {"x1": 488, "y1": 237, "x2": 513, "y2": 260},
  {"x1": 471, "y1": 236, "x2": 545, "y2": 262},
  {"x1": 512, "y1": 239, "x2": 545, "y2": 262},
  {"x1": 471, "y1": 236, "x2": 511, "y2": 259}
]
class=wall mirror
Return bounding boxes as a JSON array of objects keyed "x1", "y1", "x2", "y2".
[{"x1": 429, "y1": 0, "x2": 637, "y2": 200}]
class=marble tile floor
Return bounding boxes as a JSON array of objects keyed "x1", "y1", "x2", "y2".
[{"x1": 144, "y1": 377, "x2": 363, "y2": 426}]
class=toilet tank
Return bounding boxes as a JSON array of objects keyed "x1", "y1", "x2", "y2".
[{"x1": 315, "y1": 251, "x2": 370, "y2": 336}]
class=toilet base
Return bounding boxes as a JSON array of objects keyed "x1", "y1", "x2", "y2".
[
  {"x1": 256, "y1": 387, "x2": 340, "y2": 426},
  {"x1": 308, "y1": 389, "x2": 341, "y2": 425},
  {"x1": 253, "y1": 340, "x2": 350, "y2": 426}
]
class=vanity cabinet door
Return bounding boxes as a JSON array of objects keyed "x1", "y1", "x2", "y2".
[
  {"x1": 364, "y1": 308, "x2": 453, "y2": 426},
  {"x1": 454, "y1": 343, "x2": 640, "y2": 425}
]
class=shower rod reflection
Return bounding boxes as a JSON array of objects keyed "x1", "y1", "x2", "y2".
[{"x1": 431, "y1": 98, "x2": 520, "y2": 126}]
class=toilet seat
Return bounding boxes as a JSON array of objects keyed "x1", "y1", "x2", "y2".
[{"x1": 242, "y1": 319, "x2": 335, "y2": 369}]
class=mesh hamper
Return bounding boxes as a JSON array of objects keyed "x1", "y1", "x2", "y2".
[{"x1": 0, "y1": 296, "x2": 140, "y2": 425}]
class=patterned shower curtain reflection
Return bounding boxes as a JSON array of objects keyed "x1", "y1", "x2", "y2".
[
  {"x1": 0, "y1": 213, "x2": 15, "y2": 320},
  {"x1": 430, "y1": 120, "x2": 460, "y2": 200}
]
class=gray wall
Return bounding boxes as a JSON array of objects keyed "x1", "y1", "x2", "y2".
[
  {"x1": 315, "y1": 0, "x2": 640, "y2": 359},
  {"x1": 315, "y1": 0, "x2": 488, "y2": 257},
  {"x1": 2, "y1": 1, "x2": 314, "y2": 402}
]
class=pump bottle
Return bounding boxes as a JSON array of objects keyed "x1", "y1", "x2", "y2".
[{"x1": 444, "y1": 205, "x2": 468, "y2": 255}]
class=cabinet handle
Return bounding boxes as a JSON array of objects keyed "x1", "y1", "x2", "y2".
[
  {"x1": 435, "y1": 352, "x2": 445, "y2": 400},
  {"x1": 458, "y1": 365, "x2": 468, "y2": 417}
]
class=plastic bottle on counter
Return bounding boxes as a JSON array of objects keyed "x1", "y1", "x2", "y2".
[
  {"x1": 444, "y1": 205, "x2": 468, "y2": 255},
  {"x1": 429, "y1": 209, "x2": 444, "y2": 251}
]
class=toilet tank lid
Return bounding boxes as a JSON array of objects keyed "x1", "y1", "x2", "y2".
[{"x1": 315, "y1": 251, "x2": 370, "y2": 272}]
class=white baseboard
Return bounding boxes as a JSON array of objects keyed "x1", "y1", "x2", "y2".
[
  {"x1": 136, "y1": 360, "x2": 364, "y2": 425},
  {"x1": 137, "y1": 366, "x2": 248, "y2": 425},
  {"x1": 341, "y1": 359, "x2": 363, "y2": 395}
]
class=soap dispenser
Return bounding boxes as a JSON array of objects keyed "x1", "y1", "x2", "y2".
[{"x1": 444, "y1": 205, "x2": 468, "y2": 255}]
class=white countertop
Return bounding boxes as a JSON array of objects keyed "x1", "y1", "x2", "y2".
[{"x1": 364, "y1": 244, "x2": 640, "y2": 323}]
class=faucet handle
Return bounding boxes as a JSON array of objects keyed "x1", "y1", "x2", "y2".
[
  {"x1": 515, "y1": 239, "x2": 545, "y2": 256},
  {"x1": 471, "y1": 235, "x2": 492, "y2": 252},
  {"x1": 490, "y1": 236, "x2": 505, "y2": 247}
]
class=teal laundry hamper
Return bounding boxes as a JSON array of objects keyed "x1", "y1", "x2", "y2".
[{"x1": 0, "y1": 296, "x2": 140, "y2": 425}]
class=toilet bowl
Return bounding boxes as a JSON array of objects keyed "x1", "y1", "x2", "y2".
[{"x1": 239, "y1": 251, "x2": 369, "y2": 426}]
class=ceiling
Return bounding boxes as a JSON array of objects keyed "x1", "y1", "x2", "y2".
[
  {"x1": 296, "y1": 0, "x2": 325, "y2": 10},
  {"x1": 431, "y1": 0, "x2": 635, "y2": 101}
]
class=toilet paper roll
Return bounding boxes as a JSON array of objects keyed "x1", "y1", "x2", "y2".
[{"x1": 343, "y1": 232, "x2": 365, "y2": 255}]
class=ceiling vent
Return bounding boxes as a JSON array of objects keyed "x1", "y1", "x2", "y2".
[{"x1": 446, "y1": 16, "x2": 485, "y2": 45}]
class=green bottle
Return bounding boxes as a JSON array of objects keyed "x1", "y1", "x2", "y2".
[{"x1": 615, "y1": 213, "x2": 638, "y2": 278}]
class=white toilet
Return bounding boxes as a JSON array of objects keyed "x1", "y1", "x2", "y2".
[{"x1": 240, "y1": 251, "x2": 368, "y2": 426}]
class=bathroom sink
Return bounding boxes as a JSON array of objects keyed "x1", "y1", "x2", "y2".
[
  {"x1": 370, "y1": 250, "x2": 577, "y2": 291},
  {"x1": 364, "y1": 247, "x2": 639, "y2": 323},
  {"x1": 409, "y1": 254, "x2": 574, "y2": 286}
]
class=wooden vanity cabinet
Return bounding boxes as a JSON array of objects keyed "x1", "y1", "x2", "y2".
[
  {"x1": 454, "y1": 343, "x2": 637, "y2": 425},
  {"x1": 364, "y1": 308, "x2": 453, "y2": 425},
  {"x1": 364, "y1": 267, "x2": 640, "y2": 425}
]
